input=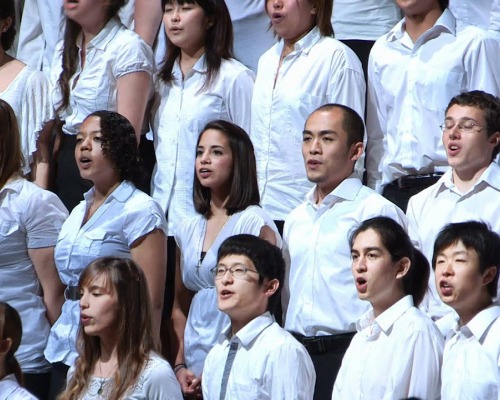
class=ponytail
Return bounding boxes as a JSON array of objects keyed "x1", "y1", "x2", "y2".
[{"x1": 0, "y1": 302, "x2": 23, "y2": 384}]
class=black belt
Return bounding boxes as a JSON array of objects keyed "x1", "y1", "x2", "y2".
[
  {"x1": 65, "y1": 286, "x2": 81, "y2": 301},
  {"x1": 391, "y1": 172, "x2": 444, "y2": 189},
  {"x1": 291, "y1": 332, "x2": 355, "y2": 355}
]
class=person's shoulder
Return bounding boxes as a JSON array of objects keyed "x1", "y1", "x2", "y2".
[
  {"x1": 401, "y1": 306, "x2": 443, "y2": 338},
  {"x1": 221, "y1": 57, "x2": 253, "y2": 74}
]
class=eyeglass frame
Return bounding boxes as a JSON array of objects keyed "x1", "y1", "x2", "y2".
[
  {"x1": 210, "y1": 264, "x2": 261, "y2": 279},
  {"x1": 439, "y1": 120, "x2": 487, "y2": 134}
]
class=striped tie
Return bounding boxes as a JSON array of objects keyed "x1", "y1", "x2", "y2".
[{"x1": 219, "y1": 337, "x2": 240, "y2": 400}]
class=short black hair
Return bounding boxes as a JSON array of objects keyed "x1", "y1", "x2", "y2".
[
  {"x1": 350, "y1": 216, "x2": 429, "y2": 306},
  {"x1": 445, "y1": 90, "x2": 500, "y2": 160},
  {"x1": 311, "y1": 104, "x2": 365, "y2": 146},
  {"x1": 0, "y1": 0, "x2": 16, "y2": 51},
  {"x1": 433, "y1": 221, "x2": 500, "y2": 298},
  {"x1": 85, "y1": 111, "x2": 144, "y2": 185},
  {"x1": 438, "y1": 0, "x2": 449, "y2": 11},
  {"x1": 217, "y1": 234, "x2": 284, "y2": 312}
]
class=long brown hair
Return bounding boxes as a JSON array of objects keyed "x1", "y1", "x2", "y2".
[
  {"x1": 55, "y1": 0, "x2": 126, "y2": 113},
  {"x1": 59, "y1": 257, "x2": 157, "y2": 400},
  {"x1": 0, "y1": 302, "x2": 23, "y2": 385},
  {"x1": 158, "y1": 0, "x2": 233, "y2": 90},
  {"x1": 0, "y1": 100, "x2": 23, "y2": 187}
]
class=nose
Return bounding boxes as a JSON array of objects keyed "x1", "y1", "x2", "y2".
[
  {"x1": 220, "y1": 269, "x2": 234, "y2": 284},
  {"x1": 309, "y1": 137, "x2": 321, "y2": 154},
  {"x1": 80, "y1": 136, "x2": 92, "y2": 151},
  {"x1": 448, "y1": 124, "x2": 461, "y2": 140},
  {"x1": 439, "y1": 261, "x2": 454, "y2": 277},
  {"x1": 80, "y1": 292, "x2": 88, "y2": 309},
  {"x1": 353, "y1": 256, "x2": 367, "y2": 273},
  {"x1": 171, "y1": 8, "x2": 180, "y2": 21},
  {"x1": 199, "y1": 150, "x2": 210, "y2": 164},
  {"x1": 271, "y1": 0, "x2": 282, "y2": 9}
]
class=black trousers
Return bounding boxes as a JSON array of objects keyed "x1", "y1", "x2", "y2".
[
  {"x1": 24, "y1": 372, "x2": 50, "y2": 400},
  {"x1": 47, "y1": 362, "x2": 70, "y2": 400}
]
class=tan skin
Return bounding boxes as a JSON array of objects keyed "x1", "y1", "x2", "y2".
[
  {"x1": 0, "y1": 16, "x2": 53, "y2": 188},
  {"x1": 171, "y1": 131, "x2": 276, "y2": 397},
  {"x1": 396, "y1": 0, "x2": 443, "y2": 43}
]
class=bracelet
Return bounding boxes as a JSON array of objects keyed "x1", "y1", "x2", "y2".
[{"x1": 174, "y1": 363, "x2": 187, "y2": 374}]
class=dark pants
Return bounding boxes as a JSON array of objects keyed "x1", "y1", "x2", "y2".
[
  {"x1": 293, "y1": 332, "x2": 355, "y2": 400},
  {"x1": 24, "y1": 372, "x2": 50, "y2": 400},
  {"x1": 47, "y1": 362, "x2": 70, "y2": 400}
]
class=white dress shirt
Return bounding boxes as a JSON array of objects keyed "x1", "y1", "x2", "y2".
[
  {"x1": 449, "y1": 0, "x2": 500, "y2": 34},
  {"x1": 51, "y1": 17, "x2": 153, "y2": 136},
  {"x1": 366, "y1": 9, "x2": 500, "y2": 191},
  {"x1": 0, "y1": 374, "x2": 37, "y2": 400},
  {"x1": 283, "y1": 175, "x2": 407, "y2": 336},
  {"x1": 202, "y1": 312, "x2": 315, "y2": 400},
  {"x1": 225, "y1": 0, "x2": 276, "y2": 72},
  {"x1": 45, "y1": 181, "x2": 167, "y2": 365},
  {"x1": 332, "y1": 295, "x2": 443, "y2": 400},
  {"x1": 0, "y1": 66, "x2": 53, "y2": 174},
  {"x1": 74, "y1": 353, "x2": 183, "y2": 400},
  {"x1": 331, "y1": 0, "x2": 402, "y2": 41},
  {"x1": 175, "y1": 206, "x2": 281, "y2": 376},
  {"x1": 441, "y1": 306, "x2": 500, "y2": 400},
  {"x1": 151, "y1": 56, "x2": 254, "y2": 235},
  {"x1": 407, "y1": 163, "x2": 500, "y2": 317},
  {"x1": 0, "y1": 178, "x2": 67, "y2": 373},
  {"x1": 251, "y1": 27, "x2": 366, "y2": 220}
]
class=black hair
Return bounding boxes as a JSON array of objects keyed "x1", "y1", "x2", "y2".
[
  {"x1": 349, "y1": 216, "x2": 429, "y2": 306},
  {"x1": 217, "y1": 234, "x2": 284, "y2": 313},
  {"x1": 432, "y1": 221, "x2": 500, "y2": 297},
  {"x1": 438, "y1": 0, "x2": 449, "y2": 11},
  {"x1": 312, "y1": 103, "x2": 365, "y2": 145},
  {"x1": 85, "y1": 111, "x2": 144, "y2": 186},
  {"x1": 0, "y1": 0, "x2": 16, "y2": 51}
]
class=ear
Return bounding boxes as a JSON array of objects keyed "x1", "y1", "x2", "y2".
[
  {"x1": 482, "y1": 266, "x2": 497, "y2": 287},
  {"x1": 206, "y1": 17, "x2": 214, "y2": 29},
  {"x1": 488, "y1": 131, "x2": 500, "y2": 148},
  {"x1": 264, "y1": 279, "x2": 280, "y2": 298},
  {"x1": 311, "y1": 7, "x2": 317, "y2": 15},
  {"x1": 0, "y1": 338, "x2": 12, "y2": 355},
  {"x1": 395, "y1": 257, "x2": 411, "y2": 280},
  {"x1": 349, "y1": 142, "x2": 364, "y2": 162},
  {"x1": 1, "y1": 17, "x2": 12, "y2": 33}
]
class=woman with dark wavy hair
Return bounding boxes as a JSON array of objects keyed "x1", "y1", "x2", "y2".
[
  {"x1": 171, "y1": 120, "x2": 280, "y2": 396},
  {"x1": 58, "y1": 257, "x2": 182, "y2": 400},
  {"x1": 51, "y1": 0, "x2": 153, "y2": 211},
  {"x1": 45, "y1": 111, "x2": 167, "y2": 398}
]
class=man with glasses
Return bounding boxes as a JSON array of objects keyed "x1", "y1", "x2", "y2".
[
  {"x1": 366, "y1": 0, "x2": 500, "y2": 211},
  {"x1": 283, "y1": 104, "x2": 407, "y2": 400},
  {"x1": 407, "y1": 90, "x2": 500, "y2": 320},
  {"x1": 202, "y1": 234, "x2": 315, "y2": 400}
]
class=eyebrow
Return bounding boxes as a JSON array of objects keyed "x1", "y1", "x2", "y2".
[
  {"x1": 302, "y1": 129, "x2": 338, "y2": 136},
  {"x1": 438, "y1": 249, "x2": 469, "y2": 257},
  {"x1": 351, "y1": 246, "x2": 383, "y2": 253},
  {"x1": 444, "y1": 116, "x2": 477, "y2": 123},
  {"x1": 77, "y1": 130, "x2": 102, "y2": 135}
]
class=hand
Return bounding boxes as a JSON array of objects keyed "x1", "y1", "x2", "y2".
[{"x1": 176, "y1": 367, "x2": 201, "y2": 397}]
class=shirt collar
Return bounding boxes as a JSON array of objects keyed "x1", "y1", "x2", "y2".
[
  {"x1": 83, "y1": 180, "x2": 135, "y2": 204},
  {"x1": 219, "y1": 311, "x2": 275, "y2": 348},
  {"x1": 77, "y1": 17, "x2": 122, "y2": 52},
  {"x1": 439, "y1": 163, "x2": 500, "y2": 195},
  {"x1": 455, "y1": 305, "x2": 500, "y2": 342},
  {"x1": 276, "y1": 26, "x2": 322, "y2": 57},
  {"x1": 385, "y1": 8, "x2": 456, "y2": 43},
  {"x1": 0, "y1": 177, "x2": 23, "y2": 195},
  {"x1": 172, "y1": 53, "x2": 207, "y2": 79},
  {"x1": 357, "y1": 295, "x2": 414, "y2": 335},
  {"x1": 306, "y1": 174, "x2": 363, "y2": 208}
]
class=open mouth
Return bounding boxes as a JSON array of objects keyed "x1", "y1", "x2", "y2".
[
  {"x1": 220, "y1": 289, "x2": 233, "y2": 299},
  {"x1": 355, "y1": 277, "x2": 367, "y2": 293},
  {"x1": 439, "y1": 281, "x2": 453, "y2": 296}
]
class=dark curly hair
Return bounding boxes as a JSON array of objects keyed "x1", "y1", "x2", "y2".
[
  {"x1": 85, "y1": 110, "x2": 143, "y2": 185},
  {"x1": 0, "y1": 0, "x2": 16, "y2": 51}
]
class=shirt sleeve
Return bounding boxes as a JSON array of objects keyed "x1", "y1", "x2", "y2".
[
  {"x1": 406, "y1": 196, "x2": 423, "y2": 250},
  {"x1": 24, "y1": 186, "x2": 68, "y2": 249},
  {"x1": 113, "y1": 30, "x2": 154, "y2": 79},
  {"x1": 366, "y1": 45, "x2": 386, "y2": 192},
  {"x1": 265, "y1": 343, "x2": 316, "y2": 400},
  {"x1": 143, "y1": 359, "x2": 183, "y2": 400},
  {"x1": 123, "y1": 197, "x2": 168, "y2": 247},
  {"x1": 224, "y1": 65, "x2": 255, "y2": 133}
]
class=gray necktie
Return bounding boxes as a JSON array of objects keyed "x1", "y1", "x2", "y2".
[{"x1": 219, "y1": 337, "x2": 240, "y2": 400}]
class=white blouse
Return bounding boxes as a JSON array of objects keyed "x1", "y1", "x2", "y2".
[
  {"x1": 45, "y1": 181, "x2": 167, "y2": 365},
  {"x1": 51, "y1": 17, "x2": 154, "y2": 136},
  {"x1": 0, "y1": 66, "x2": 53, "y2": 174},
  {"x1": 151, "y1": 55, "x2": 254, "y2": 235}
]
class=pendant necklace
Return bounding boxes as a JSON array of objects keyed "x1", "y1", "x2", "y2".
[
  {"x1": 97, "y1": 360, "x2": 116, "y2": 396},
  {"x1": 195, "y1": 214, "x2": 231, "y2": 276}
]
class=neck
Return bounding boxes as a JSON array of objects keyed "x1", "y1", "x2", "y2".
[
  {"x1": 179, "y1": 47, "x2": 205, "y2": 77},
  {"x1": 404, "y1": 7, "x2": 442, "y2": 42},
  {"x1": 457, "y1": 298, "x2": 493, "y2": 327},
  {"x1": 282, "y1": 27, "x2": 312, "y2": 58},
  {"x1": 81, "y1": 17, "x2": 109, "y2": 47},
  {"x1": 314, "y1": 180, "x2": 342, "y2": 205},
  {"x1": 0, "y1": 47, "x2": 12, "y2": 68},
  {"x1": 452, "y1": 164, "x2": 489, "y2": 194},
  {"x1": 99, "y1": 336, "x2": 118, "y2": 363},
  {"x1": 209, "y1": 190, "x2": 229, "y2": 216},
  {"x1": 93, "y1": 180, "x2": 121, "y2": 203},
  {"x1": 372, "y1": 292, "x2": 405, "y2": 318}
]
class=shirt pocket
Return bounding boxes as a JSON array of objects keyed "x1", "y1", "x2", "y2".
[
  {"x1": 230, "y1": 381, "x2": 263, "y2": 399},
  {"x1": 76, "y1": 229, "x2": 108, "y2": 257},
  {"x1": 419, "y1": 67, "x2": 464, "y2": 112}
]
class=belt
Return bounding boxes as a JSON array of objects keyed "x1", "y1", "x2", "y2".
[
  {"x1": 65, "y1": 286, "x2": 81, "y2": 301},
  {"x1": 291, "y1": 332, "x2": 355, "y2": 355},
  {"x1": 392, "y1": 172, "x2": 444, "y2": 189}
]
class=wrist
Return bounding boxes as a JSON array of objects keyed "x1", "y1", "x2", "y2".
[{"x1": 174, "y1": 363, "x2": 187, "y2": 374}]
